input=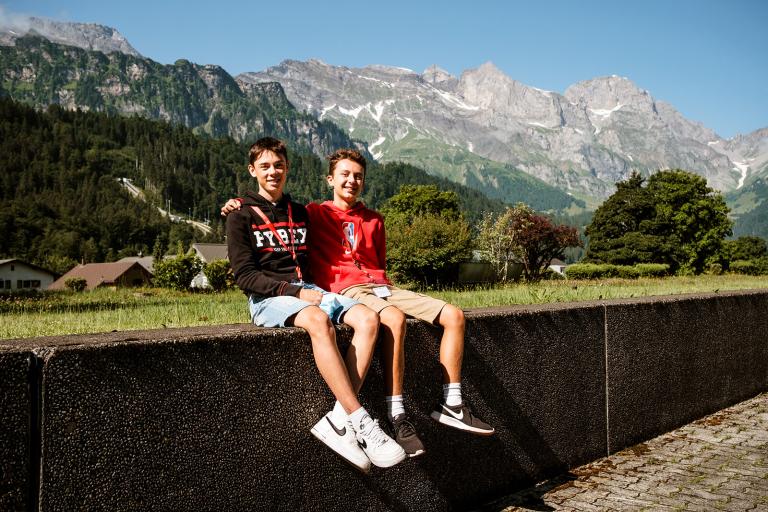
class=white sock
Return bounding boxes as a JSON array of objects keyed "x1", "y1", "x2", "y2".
[
  {"x1": 385, "y1": 395, "x2": 405, "y2": 420},
  {"x1": 443, "y1": 383, "x2": 463, "y2": 406},
  {"x1": 349, "y1": 406, "x2": 370, "y2": 431},
  {"x1": 330, "y1": 400, "x2": 348, "y2": 426}
]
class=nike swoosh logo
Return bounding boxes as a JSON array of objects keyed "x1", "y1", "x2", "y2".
[
  {"x1": 358, "y1": 438, "x2": 367, "y2": 449},
  {"x1": 443, "y1": 406, "x2": 464, "y2": 421},
  {"x1": 326, "y1": 417, "x2": 346, "y2": 436}
]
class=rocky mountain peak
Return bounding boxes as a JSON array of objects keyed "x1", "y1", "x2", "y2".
[
  {"x1": 564, "y1": 75, "x2": 652, "y2": 112},
  {"x1": 422, "y1": 64, "x2": 457, "y2": 91},
  {"x1": 0, "y1": 15, "x2": 141, "y2": 56},
  {"x1": 457, "y1": 61, "x2": 558, "y2": 118},
  {"x1": 474, "y1": 61, "x2": 506, "y2": 78},
  {"x1": 422, "y1": 64, "x2": 454, "y2": 82}
]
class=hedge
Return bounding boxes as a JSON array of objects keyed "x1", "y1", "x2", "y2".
[
  {"x1": 565, "y1": 263, "x2": 670, "y2": 280},
  {"x1": 729, "y1": 258, "x2": 768, "y2": 276}
]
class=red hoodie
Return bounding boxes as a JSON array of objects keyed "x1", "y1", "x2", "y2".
[{"x1": 306, "y1": 201, "x2": 391, "y2": 293}]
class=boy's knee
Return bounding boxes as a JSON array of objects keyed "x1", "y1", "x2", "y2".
[
  {"x1": 381, "y1": 306, "x2": 406, "y2": 330},
  {"x1": 440, "y1": 304, "x2": 465, "y2": 329},
  {"x1": 345, "y1": 304, "x2": 378, "y2": 330},
  {"x1": 362, "y1": 308, "x2": 379, "y2": 330},
  {"x1": 297, "y1": 306, "x2": 333, "y2": 333},
  {"x1": 353, "y1": 305, "x2": 379, "y2": 334}
]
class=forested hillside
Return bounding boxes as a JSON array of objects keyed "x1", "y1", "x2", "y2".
[
  {"x1": 0, "y1": 98, "x2": 504, "y2": 274},
  {"x1": 0, "y1": 35, "x2": 361, "y2": 158},
  {"x1": 726, "y1": 169, "x2": 768, "y2": 240}
]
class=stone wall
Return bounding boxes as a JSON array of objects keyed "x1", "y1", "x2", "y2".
[{"x1": 1, "y1": 290, "x2": 766, "y2": 511}]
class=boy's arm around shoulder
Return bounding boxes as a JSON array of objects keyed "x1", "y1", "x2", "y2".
[{"x1": 225, "y1": 209, "x2": 302, "y2": 297}]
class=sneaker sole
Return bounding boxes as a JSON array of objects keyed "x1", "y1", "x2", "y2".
[
  {"x1": 430, "y1": 411, "x2": 495, "y2": 436},
  {"x1": 310, "y1": 427, "x2": 371, "y2": 473},
  {"x1": 407, "y1": 448, "x2": 426, "y2": 458}
]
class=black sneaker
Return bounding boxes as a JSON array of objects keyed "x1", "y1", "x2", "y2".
[
  {"x1": 430, "y1": 402, "x2": 495, "y2": 436},
  {"x1": 392, "y1": 414, "x2": 426, "y2": 458}
]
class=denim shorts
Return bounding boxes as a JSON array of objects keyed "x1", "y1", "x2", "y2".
[{"x1": 248, "y1": 282, "x2": 361, "y2": 327}]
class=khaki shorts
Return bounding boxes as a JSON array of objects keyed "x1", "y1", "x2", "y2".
[{"x1": 341, "y1": 284, "x2": 447, "y2": 323}]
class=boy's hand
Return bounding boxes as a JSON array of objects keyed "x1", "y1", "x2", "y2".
[
  {"x1": 220, "y1": 198, "x2": 242, "y2": 217},
  {"x1": 298, "y1": 288, "x2": 322, "y2": 305}
]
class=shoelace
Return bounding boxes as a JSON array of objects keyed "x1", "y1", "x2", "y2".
[
  {"x1": 396, "y1": 419, "x2": 417, "y2": 438},
  {"x1": 358, "y1": 417, "x2": 390, "y2": 447}
]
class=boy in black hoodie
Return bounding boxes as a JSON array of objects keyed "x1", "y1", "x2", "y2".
[{"x1": 225, "y1": 137, "x2": 405, "y2": 472}]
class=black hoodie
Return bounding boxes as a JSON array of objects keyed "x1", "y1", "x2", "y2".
[{"x1": 226, "y1": 191, "x2": 311, "y2": 298}]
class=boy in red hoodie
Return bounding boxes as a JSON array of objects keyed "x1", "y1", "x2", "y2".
[{"x1": 224, "y1": 148, "x2": 494, "y2": 459}]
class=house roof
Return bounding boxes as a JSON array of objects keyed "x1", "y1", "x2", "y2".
[
  {"x1": 0, "y1": 258, "x2": 56, "y2": 276},
  {"x1": 192, "y1": 243, "x2": 228, "y2": 263},
  {"x1": 118, "y1": 256, "x2": 155, "y2": 272},
  {"x1": 49, "y1": 261, "x2": 151, "y2": 290}
]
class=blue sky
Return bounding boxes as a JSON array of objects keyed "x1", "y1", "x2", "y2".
[{"x1": 2, "y1": 0, "x2": 766, "y2": 138}]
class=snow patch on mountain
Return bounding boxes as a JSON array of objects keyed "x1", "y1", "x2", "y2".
[
  {"x1": 319, "y1": 104, "x2": 336, "y2": 119},
  {"x1": 733, "y1": 161, "x2": 750, "y2": 188},
  {"x1": 434, "y1": 89, "x2": 479, "y2": 111},
  {"x1": 371, "y1": 100, "x2": 395, "y2": 123},
  {"x1": 589, "y1": 104, "x2": 624, "y2": 118},
  {"x1": 357, "y1": 75, "x2": 393, "y2": 88},
  {"x1": 369, "y1": 136, "x2": 386, "y2": 160},
  {"x1": 339, "y1": 105, "x2": 365, "y2": 118}
]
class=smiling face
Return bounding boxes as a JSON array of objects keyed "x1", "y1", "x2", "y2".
[
  {"x1": 249, "y1": 150, "x2": 288, "y2": 202},
  {"x1": 328, "y1": 158, "x2": 365, "y2": 210}
]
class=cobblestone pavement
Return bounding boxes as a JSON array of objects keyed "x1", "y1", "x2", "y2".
[{"x1": 487, "y1": 393, "x2": 768, "y2": 511}]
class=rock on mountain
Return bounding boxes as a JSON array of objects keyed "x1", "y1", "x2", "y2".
[
  {"x1": 238, "y1": 59, "x2": 766, "y2": 204},
  {"x1": 0, "y1": 15, "x2": 141, "y2": 57},
  {"x1": 0, "y1": 36, "x2": 362, "y2": 159}
]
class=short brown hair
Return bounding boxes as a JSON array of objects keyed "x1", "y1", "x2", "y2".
[
  {"x1": 327, "y1": 148, "x2": 367, "y2": 175},
  {"x1": 249, "y1": 137, "x2": 288, "y2": 166}
]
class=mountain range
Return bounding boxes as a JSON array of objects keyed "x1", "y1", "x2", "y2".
[
  {"x1": 239, "y1": 60, "x2": 768, "y2": 205},
  {"x1": 1, "y1": 17, "x2": 766, "y2": 235}
]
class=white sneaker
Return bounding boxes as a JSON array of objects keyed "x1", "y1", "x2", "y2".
[
  {"x1": 353, "y1": 414, "x2": 406, "y2": 468},
  {"x1": 311, "y1": 412, "x2": 371, "y2": 473}
]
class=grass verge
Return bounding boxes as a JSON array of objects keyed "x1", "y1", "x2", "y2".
[{"x1": 1, "y1": 275, "x2": 766, "y2": 340}]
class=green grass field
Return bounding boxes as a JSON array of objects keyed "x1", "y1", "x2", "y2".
[{"x1": 2, "y1": 275, "x2": 767, "y2": 340}]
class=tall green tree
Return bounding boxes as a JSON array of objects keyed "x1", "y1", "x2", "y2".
[
  {"x1": 585, "y1": 172, "x2": 665, "y2": 265},
  {"x1": 585, "y1": 169, "x2": 732, "y2": 274},
  {"x1": 646, "y1": 170, "x2": 731, "y2": 273}
]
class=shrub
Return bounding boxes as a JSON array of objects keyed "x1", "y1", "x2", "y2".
[
  {"x1": 203, "y1": 259, "x2": 232, "y2": 292},
  {"x1": 64, "y1": 277, "x2": 87, "y2": 292},
  {"x1": 706, "y1": 262, "x2": 723, "y2": 275},
  {"x1": 729, "y1": 259, "x2": 768, "y2": 276},
  {"x1": 566, "y1": 263, "x2": 670, "y2": 280},
  {"x1": 565, "y1": 263, "x2": 611, "y2": 279},
  {"x1": 541, "y1": 268, "x2": 566, "y2": 280},
  {"x1": 385, "y1": 213, "x2": 471, "y2": 286},
  {"x1": 633, "y1": 263, "x2": 670, "y2": 278},
  {"x1": 153, "y1": 251, "x2": 203, "y2": 290},
  {"x1": 616, "y1": 265, "x2": 640, "y2": 279}
]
